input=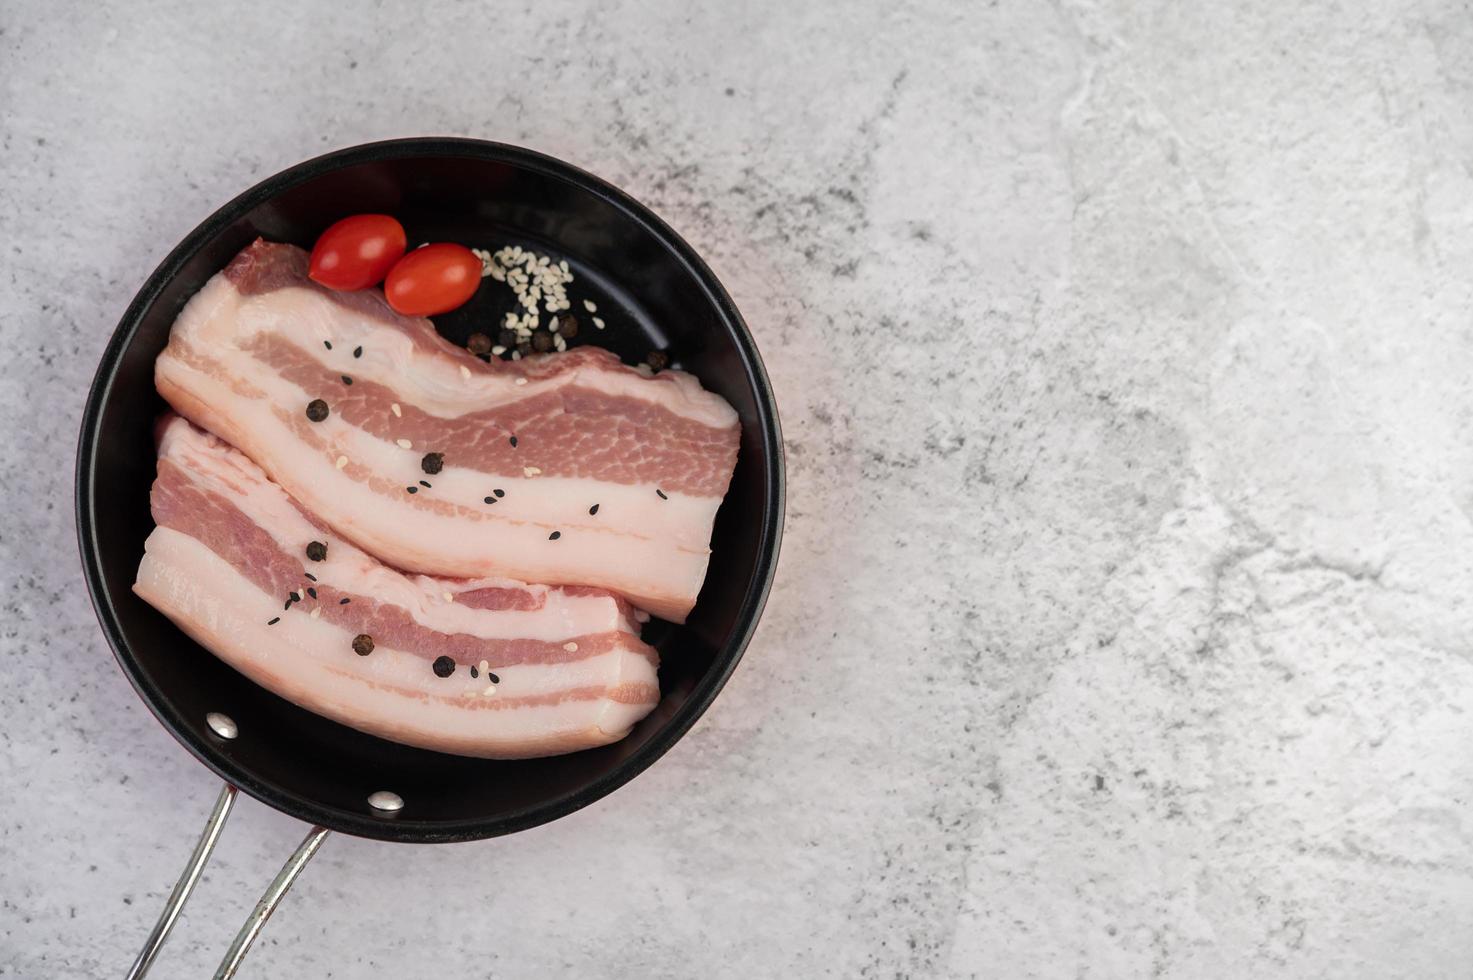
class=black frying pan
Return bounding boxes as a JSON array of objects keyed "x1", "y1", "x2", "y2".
[{"x1": 76, "y1": 138, "x2": 783, "y2": 977}]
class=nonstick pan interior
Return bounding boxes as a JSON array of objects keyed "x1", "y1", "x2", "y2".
[{"x1": 76, "y1": 139, "x2": 783, "y2": 843}]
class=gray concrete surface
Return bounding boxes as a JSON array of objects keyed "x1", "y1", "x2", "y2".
[{"x1": 3, "y1": 0, "x2": 1472, "y2": 976}]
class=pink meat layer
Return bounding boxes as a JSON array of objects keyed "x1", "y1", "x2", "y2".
[
  {"x1": 153, "y1": 239, "x2": 740, "y2": 621},
  {"x1": 133, "y1": 415, "x2": 661, "y2": 759}
]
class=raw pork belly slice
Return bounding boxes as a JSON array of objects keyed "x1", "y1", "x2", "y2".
[
  {"x1": 133, "y1": 415, "x2": 660, "y2": 759},
  {"x1": 154, "y1": 240, "x2": 739, "y2": 622}
]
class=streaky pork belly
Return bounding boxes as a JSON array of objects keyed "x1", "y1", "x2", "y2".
[
  {"x1": 155, "y1": 239, "x2": 739, "y2": 622},
  {"x1": 133, "y1": 415, "x2": 660, "y2": 759}
]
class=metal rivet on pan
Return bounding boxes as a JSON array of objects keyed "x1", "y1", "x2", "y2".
[
  {"x1": 367, "y1": 791, "x2": 404, "y2": 813},
  {"x1": 206, "y1": 712, "x2": 238, "y2": 739}
]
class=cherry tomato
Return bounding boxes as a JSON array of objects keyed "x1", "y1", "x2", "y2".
[
  {"x1": 384, "y1": 243, "x2": 482, "y2": 316},
  {"x1": 308, "y1": 214, "x2": 407, "y2": 291}
]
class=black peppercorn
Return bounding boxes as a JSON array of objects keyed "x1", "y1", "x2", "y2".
[
  {"x1": 421, "y1": 452, "x2": 444, "y2": 475},
  {"x1": 305, "y1": 399, "x2": 329, "y2": 422},
  {"x1": 305, "y1": 541, "x2": 327, "y2": 562},
  {"x1": 467, "y1": 333, "x2": 492, "y2": 355},
  {"x1": 497, "y1": 328, "x2": 518, "y2": 348},
  {"x1": 556, "y1": 314, "x2": 579, "y2": 339},
  {"x1": 531, "y1": 329, "x2": 555, "y2": 353},
  {"x1": 352, "y1": 634, "x2": 374, "y2": 656},
  {"x1": 646, "y1": 350, "x2": 670, "y2": 371},
  {"x1": 432, "y1": 656, "x2": 456, "y2": 677}
]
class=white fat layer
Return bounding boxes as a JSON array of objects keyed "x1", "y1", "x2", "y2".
[
  {"x1": 160, "y1": 419, "x2": 638, "y2": 641},
  {"x1": 134, "y1": 527, "x2": 658, "y2": 758},
  {"x1": 161, "y1": 275, "x2": 722, "y2": 619}
]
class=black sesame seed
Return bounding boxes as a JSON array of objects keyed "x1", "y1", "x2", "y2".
[
  {"x1": 306, "y1": 541, "x2": 327, "y2": 562},
  {"x1": 324, "y1": 340, "x2": 332, "y2": 350},
  {"x1": 406, "y1": 486, "x2": 418, "y2": 494},
  {"x1": 306, "y1": 587, "x2": 317, "y2": 599},
  {"x1": 267, "y1": 617, "x2": 280, "y2": 625},
  {"x1": 339, "y1": 597, "x2": 351, "y2": 604},
  {"x1": 548, "y1": 530, "x2": 561, "y2": 541},
  {"x1": 509, "y1": 435, "x2": 518, "y2": 448},
  {"x1": 289, "y1": 591, "x2": 301, "y2": 602},
  {"x1": 487, "y1": 672, "x2": 500, "y2": 684},
  {"x1": 352, "y1": 634, "x2": 375, "y2": 657},
  {"x1": 432, "y1": 656, "x2": 456, "y2": 678},
  {"x1": 304, "y1": 572, "x2": 317, "y2": 582},
  {"x1": 353, "y1": 345, "x2": 363, "y2": 358},
  {"x1": 589, "y1": 503, "x2": 600, "y2": 516},
  {"x1": 470, "y1": 665, "x2": 479, "y2": 679},
  {"x1": 305, "y1": 399, "x2": 329, "y2": 422},
  {"x1": 284, "y1": 599, "x2": 293, "y2": 610},
  {"x1": 656, "y1": 488, "x2": 668, "y2": 500},
  {"x1": 467, "y1": 333, "x2": 492, "y2": 355},
  {"x1": 421, "y1": 452, "x2": 444, "y2": 475},
  {"x1": 483, "y1": 496, "x2": 494, "y2": 504},
  {"x1": 494, "y1": 488, "x2": 505, "y2": 498},
  {"x1": 341, "y1": 375, "x2": 353, "y2": 385},
  {"x1": 419, "y1": 480, "x2": 431, "y2": 488}
]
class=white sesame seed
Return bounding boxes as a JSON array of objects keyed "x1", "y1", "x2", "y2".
[
  {"x1": 554, "y1": 335, "x2": 567, "y2": 352},
  {"x1": 523, "y1": 466, "x2": 542, "y2": 477},
  {"x1": 511, "y1": 351, "x2": 522, "y2": 360},
  {"x1": 482, "y1": 686, "x2": 497, "y2": 697},
  {"x1": 593, "y1": 317, "x2": 605, "y2": 329},
  {"x1": 391, "y1": 403, "x2": 402, "y2": 417},
  {"x1": 560, "y1": 260, "x2": 569, "y2": 273},
  {"x1": 583, "y1": 299, "x2": 597, "y2": 312},
  {"x1": 491, "y1": 345, "x2": 506, "y2": 355},
  {"x1": 563, "y1": 641, "x2": 578, "y2": 652},
  {"x1": 459, "y1": 365, "x2": 471, "y2": 380},
  {"x1": 443, "y1": 592, "x2": 454, "y2": 603},
  {"x1": 478, "y1": 659, "x2": 490, "y2": 673},
  {"x1": 515, "y1": 377, "x2": 528, "y2": 386},
  {"x1": 396, "y1": 438, "x2": 412, "y2": 449},
  {"x1": 335, "y1": 456, "x2": 348, "y2": 470},
  {"x1": 310, "y1": 606, "x2": 321, "y2": 619}
]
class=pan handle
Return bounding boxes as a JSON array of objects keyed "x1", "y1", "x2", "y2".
[
  {"x1": 124, "y1": 782, "x2": 331, "y2": 980},
  {"x1": 212, "y1": 823, "x2": 330, "y2": 979},
  {"x1": 126, "y1": 784, "x2": 238, "y2": 980}
]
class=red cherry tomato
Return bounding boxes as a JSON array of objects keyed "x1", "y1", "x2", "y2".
[
  {"x1": 384, "y1": 243, "x2": 482, "y2": 316},
  {"x1": 308, "y1": 214, "x2": 407, "y2": 291}
]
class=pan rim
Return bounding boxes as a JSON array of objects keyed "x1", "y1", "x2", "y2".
[{"x1": 74, "y1": 137, "x2": 785, "y2": 843}]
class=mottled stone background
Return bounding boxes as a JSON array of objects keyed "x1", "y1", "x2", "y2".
[{"x1": 4, "y1": 0, "x2": 1472, "y2": 977}]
